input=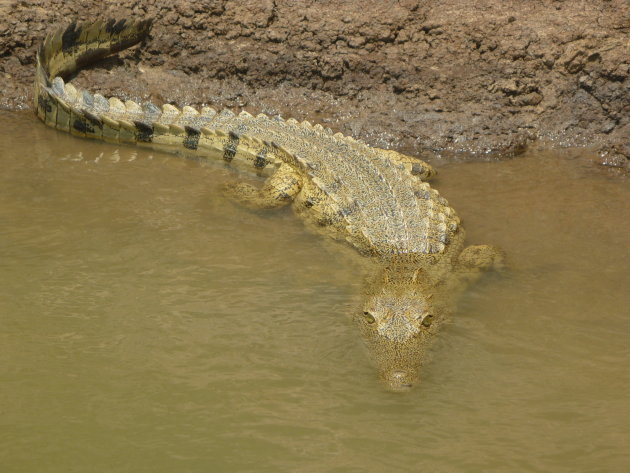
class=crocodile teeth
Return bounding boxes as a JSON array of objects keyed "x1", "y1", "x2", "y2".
[
  {"x1": 287, "y1": 118, "x2": 298, "y2": 125},
  {"x1": 239, "y1": 110, "x2": 253, "y2": 119}
]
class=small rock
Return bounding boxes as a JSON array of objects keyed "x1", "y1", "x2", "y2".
[
  {"x1": 599, "y1": 142, "x2": 630, "y2": 169},
  {"x1": 578, "y1": 75, "x2": 593, "y2": 90},
  {"x1": 599, "y1": 153, "x2": 628, "y2": 168},
  {"x1": 268, "y1": 30, "x2": 287, "y2": 42},
  {"x1": 511, "y1": 92, "x2": 543, "y2": 106},
  {"x1": 348, "y1": 36, "x2": 366, "y2": 48},
  {"x1": 601, "y1": 120, "x2": 616, "y2": 133}
]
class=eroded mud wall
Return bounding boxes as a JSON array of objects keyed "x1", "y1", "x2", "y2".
[{"x1": 1, "y1": 0, "x2": 628, "y2": 165}]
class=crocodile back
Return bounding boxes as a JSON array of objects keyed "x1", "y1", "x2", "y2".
[
  {"x1": 212, "y1": 113, "x2": 460, "y2": 257},
  {"x1": 285, "y1": 128, "x2": 460, "y2": 257}
]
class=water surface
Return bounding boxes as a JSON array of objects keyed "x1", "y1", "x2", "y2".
[{"x1": 1, "y1": 111, "x2": 628, "y2": 472}]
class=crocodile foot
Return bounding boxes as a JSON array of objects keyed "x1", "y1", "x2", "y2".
[
  {"x1": 378, "y1": 149, "x2": 437, "y2": 181},
  {"x1": 459, "y1": 244, "x2": 505, "y2": 271},
  {"x1": 223, "y1": 163, "x2": 303, "y2": 209}
]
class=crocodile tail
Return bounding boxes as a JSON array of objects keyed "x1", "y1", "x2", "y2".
[
  {"x1": 34, "y1": 19, "x2": 287, "y2": 172},
  {"x1": 35, "y1": 18, "x2": 152, "y2": 118}
]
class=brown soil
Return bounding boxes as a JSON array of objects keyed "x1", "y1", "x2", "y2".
[{"x1": 1, "y1": 0, "x2": 628, "y2": 168}]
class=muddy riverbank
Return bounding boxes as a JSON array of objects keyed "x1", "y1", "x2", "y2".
[{"x1": 1, "y1": 0, "x2": 628, "y2": 168}]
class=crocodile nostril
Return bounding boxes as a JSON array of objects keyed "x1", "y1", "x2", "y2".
[{"x1": 385, "y1": 370, "x2": 416, "y2": 391}]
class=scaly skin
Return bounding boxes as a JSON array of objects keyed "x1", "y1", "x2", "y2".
[{"x1": 34, "y1": 19, "x2": 503, "y2": 391}]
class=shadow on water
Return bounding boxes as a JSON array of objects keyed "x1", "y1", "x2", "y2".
[{"x1": 1, "y1": 111, "x2": 628, "y2": 472}]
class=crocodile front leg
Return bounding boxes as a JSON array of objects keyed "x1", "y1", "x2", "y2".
[
  {"x1": 224, "y1": 163, "x2": 303, "y2": 209},
  {"x1": 378, "y1": 149, "x2": 437, "y2": 181}
]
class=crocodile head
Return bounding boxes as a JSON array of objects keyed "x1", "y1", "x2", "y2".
[{"x1": 358, "y1": 281, "x2": 437, "y2": 392}]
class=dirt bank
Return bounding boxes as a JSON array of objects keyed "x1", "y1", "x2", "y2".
[{"x1": 1, "y1": 0, "x2": 628, "y2": 168}]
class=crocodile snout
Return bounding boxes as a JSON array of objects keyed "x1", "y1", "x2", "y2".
[{"x1": 385, "y1": 370, "x2": 416, "y2": 392}]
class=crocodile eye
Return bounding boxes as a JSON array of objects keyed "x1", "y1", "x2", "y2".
[
  {"x1": 363, "y1": 311, "x2": 376, "y2": 324},
  {"x1": 422, "y1": 314, "x2": 434, "y2": 327}
]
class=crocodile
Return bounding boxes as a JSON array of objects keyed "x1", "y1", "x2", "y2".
[{"x1": 34, "y1": 19, "x2": 503, "y2": 391}]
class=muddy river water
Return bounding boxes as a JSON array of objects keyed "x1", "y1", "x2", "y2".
[{"x1": 1, "y1": 111, "x2": 628, "y2": 472}]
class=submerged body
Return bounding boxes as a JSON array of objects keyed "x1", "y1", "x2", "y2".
[{"x1": 34, "y1": 19, "x2": 502, "y2": 390}]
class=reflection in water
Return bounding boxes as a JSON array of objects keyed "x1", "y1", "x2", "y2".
[{"x1": 1, "y1": 111, "x2": 628, "y2": 472}]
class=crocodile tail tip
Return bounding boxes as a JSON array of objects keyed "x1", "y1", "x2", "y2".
[{"x1": 36, "y1": 18, "x2": 153, "y2": 85}]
